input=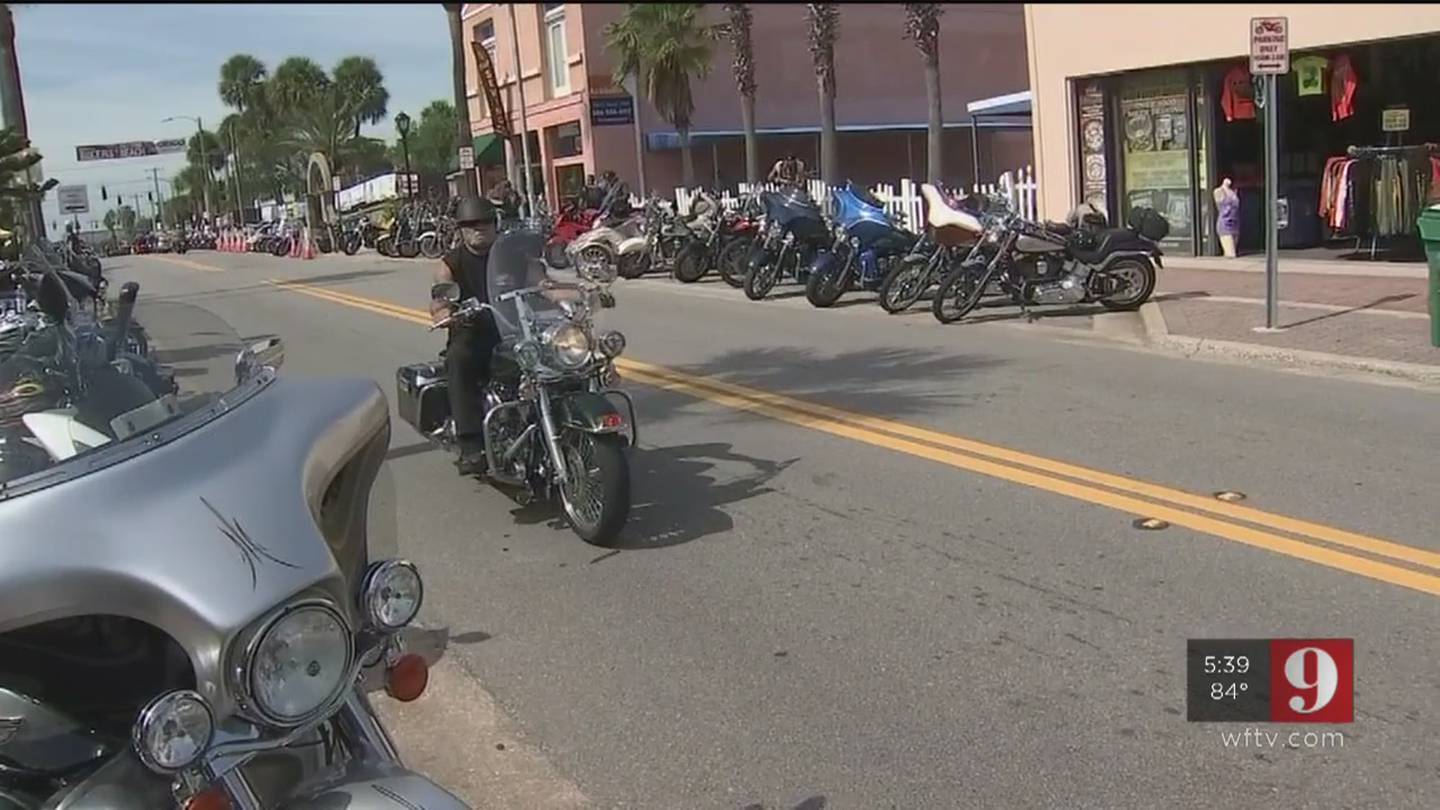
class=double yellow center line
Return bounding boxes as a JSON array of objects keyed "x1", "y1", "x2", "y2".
[{"x1": 266, "y1": 277, "x2": 1440, "y2": 598}]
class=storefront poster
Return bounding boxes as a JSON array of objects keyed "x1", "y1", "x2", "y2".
[
  {"x1": 1077, "y1": 82, "x2": 1108, "y2": 213},
  {"x1": 1120, "y1": 70, "x2": 1193, "y2": 244}
]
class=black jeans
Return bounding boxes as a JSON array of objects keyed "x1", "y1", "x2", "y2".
[{"x1": 447, "y1": 321, "x2": 500, "y2": 444}]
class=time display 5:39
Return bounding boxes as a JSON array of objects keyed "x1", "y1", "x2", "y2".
[{"x1": 1203, "y1": 655, "x2": 1250, "y2": 675}]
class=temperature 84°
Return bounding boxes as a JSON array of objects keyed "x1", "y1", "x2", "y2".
[{"x1": 1210, "y1": 681, "x2": 1250, "y2": 701}]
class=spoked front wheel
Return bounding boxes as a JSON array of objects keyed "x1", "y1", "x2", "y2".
[
  {"x1": 558, "y1": 431, "x2": 631, "y2": 547},
  {"x1": 879, "y1": 255, "x2": 933, "y2": 314},
  {"x1": 931, "y1": 262, "x2": 993, "y2": 324}
]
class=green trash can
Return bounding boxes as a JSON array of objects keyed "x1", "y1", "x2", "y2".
[{"x1": 1417, "y1": 205, "x2": 1440, "y2": 347}]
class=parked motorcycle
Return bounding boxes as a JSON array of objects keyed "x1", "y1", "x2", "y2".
[
  {"x1": 877, "y1": 184, "x2": 988, "y2": 314},
  {"x1": 616, "y1": 197, "x2": 688, "y2": 279},
  {"x1": 397, "y1": 229, "x2": 636, "y2": 546},
  {"x1": 743, "y1": 187, "x2": 831, "y2": 301},
  {"x1": 805, "y1": 182, "x2": 920, "y2": 308},
  {"x1": 545, "y1": 201, "x2": 600, "y2": 269},
  {"x1": 931, "y1": 203, "x2": 1166, "y2": 324},
  {"x1": 566, "y1": 207, "x2": 647, "y2": 282},
  {"x1": 0, "y1": 289, "x2": 468, "y2": 808}
]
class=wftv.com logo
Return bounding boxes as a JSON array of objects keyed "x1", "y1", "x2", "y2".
[{"x1": 1185, "y1": 638, "x2": 1354, "y2": 724}]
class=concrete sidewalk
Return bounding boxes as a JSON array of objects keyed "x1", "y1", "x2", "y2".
[{"x1": 1140, "y1": 264, "x2": 1439, "y2": 382}]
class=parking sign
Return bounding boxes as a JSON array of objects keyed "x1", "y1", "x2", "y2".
[{"x1": 1249, "y1": 17, "x2": 1289, "y2": 75}]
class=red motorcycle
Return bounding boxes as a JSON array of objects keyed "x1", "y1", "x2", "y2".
[
  {"x1": 545, "y1": 201, "x2": 600, "y2": 268},
  {"x1": 674, "y1": 194, "x2": 762, "y2": 287}
]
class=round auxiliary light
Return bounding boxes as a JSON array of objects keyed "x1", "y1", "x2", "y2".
[
  {"x1": 132, "y1": 690, "x2": 214, "y2": 774},
  {"x1": 361, "y1": 559, "x2": 424, "y2": 631}
]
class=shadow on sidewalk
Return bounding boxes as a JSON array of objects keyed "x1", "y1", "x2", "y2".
[{"x1": 1283, "y1": 293, "x2": 1418, "y2": 329}]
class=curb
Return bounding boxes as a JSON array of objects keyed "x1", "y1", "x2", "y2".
[{"x1": 1136, "y1": 300, "x2": 1440, "y2": 386}]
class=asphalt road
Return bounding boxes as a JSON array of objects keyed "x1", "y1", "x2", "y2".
[{"x1": 113, "y1": 249, "x2": 1440, "y2": 809}]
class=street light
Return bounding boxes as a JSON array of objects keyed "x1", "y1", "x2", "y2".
[
  {"x1": 395, "y1": 111, "x2": 413, "y2": 201},
  {"x1": 162, "y1": 115, "x2": 212, "y2": 221}
]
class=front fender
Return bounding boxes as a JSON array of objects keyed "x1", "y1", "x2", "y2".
[
  {"x1": 284, "y1": 770, "x2": 468, "y2": 810},
  {"x1": 617, "y1": 236, "x2": 648, "y2": 256},
  {"x1": 554, "y1": 391, "x2": 626, "y2": 435}
]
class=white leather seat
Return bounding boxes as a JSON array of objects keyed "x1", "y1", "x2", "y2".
[{"x1": 922, "y1": 183, "x2": 983, "y2": 233}]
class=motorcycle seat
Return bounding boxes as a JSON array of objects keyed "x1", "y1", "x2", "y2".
[
  {"x1": 1070, "y1": 228, "x2": 1150, "y2": 265},
  {"x1": 920, "y1": 184, "x2": 983, "y2": 233}
]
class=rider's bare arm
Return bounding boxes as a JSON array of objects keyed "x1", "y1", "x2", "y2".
[{"x1": 431, "y1": 258, "x2": 455, "y2": 323}]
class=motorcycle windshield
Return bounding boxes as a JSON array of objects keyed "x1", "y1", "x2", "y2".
[
  {"x1": 0, "y1": 269, "x2": 249, "y2": 492},
  {"x1": 486, "y1": 229, "x2": 570, "y2": 339}
]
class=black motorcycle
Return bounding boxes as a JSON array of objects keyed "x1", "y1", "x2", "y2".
[
  {"x1": 743, "y1": 188, "x2": 831, "y2": 301},
  {"x1": 396, "y1": 230, "x2": 637, "y2": 546},
  {"x1": 931, "y1": 206, "x2": 1166, "y2": 324}
]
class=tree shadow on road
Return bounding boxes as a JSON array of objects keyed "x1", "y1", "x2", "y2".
[
  {"x1": 645, "y1": 344, "x2": 1005, "y2": 423},
  {"x1": 741, "y1": 795, "x2": 828, "y2": 810},
  {"x1": 507, "y1": 441, "x2": 797, "y2": 549}
]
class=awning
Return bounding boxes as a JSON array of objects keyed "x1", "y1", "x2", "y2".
[
  {"x1": 643, "y1": 119, "x2": 1029, "y2": 151},
  {"x1": 966, "y1": 90, "x2": 1032, "y2": 118},
  {"x1": 472, "y1": 133, "x2": 504, "y2": 163}
]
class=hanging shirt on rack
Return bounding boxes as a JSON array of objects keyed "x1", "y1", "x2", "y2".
[
  {"x1": 1331, "y1": 54, "x2": 1358, "y2": 122},
  {"x1": 1293, "y1": 55, "x2": 1328, "y2": 97},
  {"x1": 1221, "y1": 66, "x2": 1256, "y2": 122}
]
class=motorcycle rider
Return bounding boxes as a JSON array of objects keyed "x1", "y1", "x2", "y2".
[
  {"x1": 597, "y1": 170, "x2": 633, "y2": 223},
  {"x1": 767, "y1": 153, "x2": 806, "y2": 188},
  {"x1": 487, "y1": 180, "x2": 522, "y2": 226},
  {"x1": 431, "y1": 196, "x2": 501, "y2": 476}
]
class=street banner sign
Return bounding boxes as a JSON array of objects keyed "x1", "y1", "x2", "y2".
[
  {"x1": 76, "y1": 138, "x2": 187, "y2": 162},
  {"x1": 470, "y1": 40, "x2": 512, "y2": 139},
  {"x1": 57, "y1": 184, "x2": 89, "y2": 214},
  {"x1": 1249, "y1": 17, "x2": 1289, "y2": 75}
]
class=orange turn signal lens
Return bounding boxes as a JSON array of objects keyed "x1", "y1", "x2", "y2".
[
  {"x1": 184, "y1": 786, "x2": 233, "y2": 810},
  {"x1": 385, "y1": 653, "x2": 430, "y2": 702}
]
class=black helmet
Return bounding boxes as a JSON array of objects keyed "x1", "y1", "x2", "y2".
[{"x1": 455, "y1": 196, "x2": 497, "y2": 226}]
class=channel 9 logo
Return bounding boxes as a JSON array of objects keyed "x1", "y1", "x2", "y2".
[{"x1": 1186, "y1": 638, "x2": 1354, "y2": 723}]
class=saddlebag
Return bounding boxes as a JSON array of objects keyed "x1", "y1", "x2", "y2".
[
  {"x1": 396, "y1": 361, "x2": 450, "y2": 435},
  {"x1": 1127, "y1": 206, "x2": 1171, "y2": 242}
]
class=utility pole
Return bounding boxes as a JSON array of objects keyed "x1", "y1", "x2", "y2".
[
  {"x1": 506, "y1": 2, "x2": 536, "y2": 217},
  {"x1": 0, "y1": 4, "x2": 44, "y2": 243},
  {"x1": 148, "y1": 168, "x2": 165, "y2": 226}
]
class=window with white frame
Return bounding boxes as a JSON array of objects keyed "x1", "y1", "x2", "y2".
[
  {"x1": 544, "y1": 4, "x2": 569, "y2": 96},
  {"x1": 474, "y1": 20, "x2": 497, "y2": 118}
]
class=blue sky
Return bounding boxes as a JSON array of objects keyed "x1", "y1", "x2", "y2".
[{"x1": 15, "y1": 3, "x2": 451, "y2": 231}]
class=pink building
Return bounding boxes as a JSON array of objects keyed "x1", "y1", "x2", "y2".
[{"x1": 462, "y1": 3, "x2": 1033, "y2": 208}]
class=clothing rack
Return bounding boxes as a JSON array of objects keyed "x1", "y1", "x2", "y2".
[{"x1": 1330, "y1": 144, "x2": 1439, "y2": 259}]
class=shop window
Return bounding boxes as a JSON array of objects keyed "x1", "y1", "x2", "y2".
[
  {"x1": 1118, "y1": 69, "x2": 1194, "y2": 252},
  {"x1": 552, "y1": 122, "x2": 582, "y2": 159},
  {"x1": 556, "y1": 164, "x2": 586, "y2": 205},
  {"x1": 544, "y1": 4, "x2": 569, "y2": 96}
]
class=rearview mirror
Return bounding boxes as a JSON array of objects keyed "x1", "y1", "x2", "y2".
[
  {"x1": 235, "y1": 336, "x2": 285, "y2": 384},
  {"x1": 430, "y1": 282, "x2": 461, "y2": 303}
]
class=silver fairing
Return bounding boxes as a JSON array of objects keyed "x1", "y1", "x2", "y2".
[{"x1": 0, "y1": 375, "x2": 390, "y2": 720}]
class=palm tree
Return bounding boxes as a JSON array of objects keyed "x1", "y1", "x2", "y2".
[
  {"x1": 903, "y1": 4, "x2": 943, "y2": 185},
  {"x1": 333, "y1": 55, "x2": 389, "y2": 138},
  {"x1": 444, "y1": 4, "x2": 477, "y2": 197},
  {"x1": 723, "y1": 4, "x2": 759, "y2": 185},
  {"x1": 806, "y1": 3, "x2": 839, "y2": 185},
  {"x1": 218, "y1": 53, "x2": 268, "y2": 114},
  {"x1": 0, "y1": 127, "x2": 55, "y2": 237},
  {"x1": 606, "y1": 3, "x2": 717, "y2": 188}
]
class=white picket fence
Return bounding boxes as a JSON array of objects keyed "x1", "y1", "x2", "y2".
[{"x1": 673, "y1": 165, "x2": 1038, "y2": 232}]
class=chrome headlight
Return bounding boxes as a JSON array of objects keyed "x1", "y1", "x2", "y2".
[
  {"x1": 360, "y1": 559, "x2": 423, "y2": 632},
  {"x1": 596, "y1": 329, "x2": 627, "y2": 359},
  {"x1": 515, "y1": 338, "x2": 543, "y2": 368},
  {"x1": 545, "y1": 323, "x2": 591, "y2": 369},
  {"x1": 243, "y1": 603, "x2": 352, "y2": 727},
  {"x1": 132, "y1": 690, "x2": 214, "y2": 773}
]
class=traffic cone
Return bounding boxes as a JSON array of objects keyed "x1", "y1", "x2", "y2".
[{"x1": 303, "y1": 228, "x2": 316, "y2": 260}]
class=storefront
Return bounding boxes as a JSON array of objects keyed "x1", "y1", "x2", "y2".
[{"x1": 1026, "y1": 6, "x2": 1440, "y2": 260}]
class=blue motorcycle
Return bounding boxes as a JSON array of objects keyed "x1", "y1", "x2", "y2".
[{"x1": 805, "y1": 183, "x2": 919, "y2": 308}]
